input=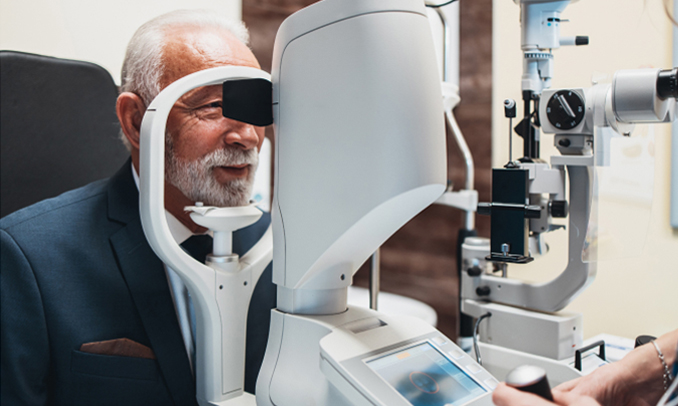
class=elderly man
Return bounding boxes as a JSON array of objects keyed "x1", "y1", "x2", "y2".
[{"x1": 0, "y1": 10, "x2": 275, "y2": 406}]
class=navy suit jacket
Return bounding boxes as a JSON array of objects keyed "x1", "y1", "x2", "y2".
[{"x1": 0, "y1": 162, "x2": 276, "y2": 405}]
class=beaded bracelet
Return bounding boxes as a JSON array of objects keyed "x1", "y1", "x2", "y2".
[{"x1": 652, "y1": 340, "x2": 674, "y2": 391}]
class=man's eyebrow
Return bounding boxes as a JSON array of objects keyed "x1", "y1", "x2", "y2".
[{"x1": 178, "y1": 85, "x2": 222, "y2": 106}]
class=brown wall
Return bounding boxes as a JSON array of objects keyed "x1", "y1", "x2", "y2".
[{"x1": 243, "y1": 0, "x2": 493, "y2": 339}]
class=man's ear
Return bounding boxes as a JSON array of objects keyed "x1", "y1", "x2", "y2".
[{"x1": 116, "y1": 92, "x2": 146, "y2": 150}]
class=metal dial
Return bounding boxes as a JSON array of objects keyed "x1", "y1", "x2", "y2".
[{"x1": 546, "y1": 90, "x2": 585, "y2": 130}]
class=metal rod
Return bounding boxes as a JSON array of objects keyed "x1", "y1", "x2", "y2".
[
  {"x1": 509, "y1": 117, "x2": 513, "y2": 163},
  {"x1": 369, "y1": 249, "x2": 380, "y2": 311},
  {"x1": 523, "y1": 94, "x2": 532, "y2": 158},
  {"x1": 445, "y1": 110, "x2": 476, "y2": 230},
  {"x1": 434, "y1": 7, "x2": 451, "y2": 82},
  {"x1": 435, "y1": 6, "x2": 475, "y2": 230}
]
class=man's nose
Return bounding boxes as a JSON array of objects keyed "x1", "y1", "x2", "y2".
[{"x1": 221, "y1": 118, "x2": 260, "y2": 150}]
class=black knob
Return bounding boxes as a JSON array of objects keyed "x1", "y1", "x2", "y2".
[
  {"x1": 504, "y1": 99, "x2": 517, "y2": 118},
  {"x1": 467, "y1": 266, "x2": 483, "y2": 277},
  {"x1": 476, "y1": 286, "x2": 491, "y2": 296},
  {"x1": 634, "y1": 335, "x2": 656, "y2": 348},
  {"x1": 550, "y1": 200, "x2": 568, "y2": 218},
  {"x1": 558, "y1": 138, "x2": 571, "y2": 147},
  {"x1": 505, "y1": 365, "x2": 554, "y2": 401}
]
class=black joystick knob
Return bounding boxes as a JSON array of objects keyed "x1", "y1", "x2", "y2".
[{"x1": 505, "y1": 365, "x2": 554, "y2": 401}]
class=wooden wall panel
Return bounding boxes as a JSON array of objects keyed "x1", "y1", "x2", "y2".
[{"x1": 243, "y1": 0, "x2": 493, "y2": 339}]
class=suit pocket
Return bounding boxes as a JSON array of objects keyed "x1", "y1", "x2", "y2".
[{"x1": 71, "y1": 349, "x2": 159, "y2": 381}]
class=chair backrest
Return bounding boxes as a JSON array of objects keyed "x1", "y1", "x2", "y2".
[{"x1": 0, "y1": 50, "x2": 129, "y2": 218}]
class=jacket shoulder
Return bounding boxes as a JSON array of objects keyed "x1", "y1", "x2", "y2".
[{"x1": 0, "y1": 178, "x2": 109, "y2": 231}]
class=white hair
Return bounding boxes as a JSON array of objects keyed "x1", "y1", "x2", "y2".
[{"x1": 119, "y1": 9, "x2": 250, "y2": 151}]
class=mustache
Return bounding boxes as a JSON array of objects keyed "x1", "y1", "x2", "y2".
[
  {"x1": 202, "y1": 146, "x2": 259, "y2": 168},
  {"x1": 166, "y1": 140, "x2": 259, "y2": 168}
]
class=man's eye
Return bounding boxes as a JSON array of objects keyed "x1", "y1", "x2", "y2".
[
  {"x1": 193, "y1": 100, "x2": 223, "y2": 120},
  {"x1": 204, "y1": 101, "x2": 222, "y2": 109}
]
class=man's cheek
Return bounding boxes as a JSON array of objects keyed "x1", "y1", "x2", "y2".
[{"x1": 255, "y1": 127, "x2": 265, "y2": 149}]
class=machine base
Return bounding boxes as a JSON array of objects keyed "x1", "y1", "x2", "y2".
[
  {"x1": 471, "y1": 341, "x2": 582, "y2": 387},
  {"x1": 205, "y1": 392, "x2": 256, "y2": 406},
  {"x1": 257, "y1": 306, "x2": 496, "y2": 406}
]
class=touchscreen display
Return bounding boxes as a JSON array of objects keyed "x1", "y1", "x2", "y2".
[{"x1": 366, "y1": 342, "x2": 486, "y2": 406}]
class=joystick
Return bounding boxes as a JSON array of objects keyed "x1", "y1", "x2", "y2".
[{"x1": 505, "y1": 365, "x2": 554, "y2": 401}]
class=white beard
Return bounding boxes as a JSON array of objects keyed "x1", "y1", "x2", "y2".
[{"x1": 165, "y1": 136, "x2": 258, "y2": 207}]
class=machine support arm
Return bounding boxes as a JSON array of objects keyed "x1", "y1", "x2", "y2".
[{"x1": 462, "y1": 163, "x2": 595, "y2": 313}]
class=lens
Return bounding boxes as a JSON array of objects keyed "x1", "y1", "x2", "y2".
[{"x1": 657, "y1": 67, "x2": 678, "y2": 100}]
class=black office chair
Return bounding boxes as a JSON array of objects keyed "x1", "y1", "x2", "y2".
[{"x1": 0, "y1": 51, "x2": 129, "y2": 218}]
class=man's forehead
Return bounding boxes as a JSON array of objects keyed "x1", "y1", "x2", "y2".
[
  {"x1": 161, "y1": 26, "x2": 259, "y2": 87},
  {"x1": 179, "y1": 85, "x2": 221, "y2": 105}
]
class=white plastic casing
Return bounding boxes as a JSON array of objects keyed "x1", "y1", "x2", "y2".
[
  {"x1": 518, "y1": 0, "x2": 572, "y2": 51},
  {"x1": 514, "y1": 0, "x2": 578, "y2": 92},
  {"x1": 613, "y1": 68, "x2": 676, "y2": 123},
  {"x1": 270, "y1": 0, "x2": 447, "y2": 314},
  {"x1": 540, "y1": 69, "x2": 677, "y2": 138}
]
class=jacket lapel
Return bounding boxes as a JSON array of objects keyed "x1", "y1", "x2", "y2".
[{"x1": 107, "y1": 163, "x2": 197, "y2": 406}]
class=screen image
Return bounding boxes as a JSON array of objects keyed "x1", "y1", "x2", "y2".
[{"x1": 366, "y1": 342, "x2": 486, "y2": 406}]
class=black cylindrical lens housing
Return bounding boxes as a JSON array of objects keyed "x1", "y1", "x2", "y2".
[{"x1": 657, "y1": 67, "x2": 678, "y2": 100}]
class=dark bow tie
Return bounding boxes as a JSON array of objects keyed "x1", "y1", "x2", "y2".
[{"x1": 180, "y1": 234, "x2": 213, "y2": 263}]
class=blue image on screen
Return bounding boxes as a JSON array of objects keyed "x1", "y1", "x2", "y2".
[{"x1": 366, "y1": 342, "x2": 486, "y2": 406}]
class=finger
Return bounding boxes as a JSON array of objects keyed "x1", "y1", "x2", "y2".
[
  {"x1": 554, "y1": 377, "x2": 582, "y2": 392},
  {"x1": 553, "y1": 390, "x2": 602, "y2": 406},
  {"x1": 493, "y1": 383, "x2": 557, "y2": 406}
]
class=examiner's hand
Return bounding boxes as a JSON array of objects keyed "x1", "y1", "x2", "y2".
[
  {"x1": 554, "y1": 365, "x2": 622, "y2": 404},
  {"x1": 554, "y1": 362, "x2": 660, "y2": 406},
  {"x1": 493, "y1": 329, "x2": 677, "y2": 406},
  {"x1": 492, "y1": 383, "x2": 601, "y2": 406}
]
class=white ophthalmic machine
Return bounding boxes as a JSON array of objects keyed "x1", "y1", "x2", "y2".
[
  {"x1": 456, "y1": 0, "x2": 678, "y2": 390},
  {"x1": 137, "y1": 0, "x2": 678, "y2": 405}
]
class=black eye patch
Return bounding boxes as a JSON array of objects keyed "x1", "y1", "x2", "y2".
[{"x1": 222, "y1": 78, "x2": 273, "y2": 126}]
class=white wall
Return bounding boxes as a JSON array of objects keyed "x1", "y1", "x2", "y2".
[
  {"x1": 0, "y1": 0, "x2": 242, "y2": 85},
  {"x1": 492, "y1": 0, "x2": 677, "y2": 339}
]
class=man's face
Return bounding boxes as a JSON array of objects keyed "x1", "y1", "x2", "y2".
[{"x1": 161, "y1": 27, "x2": 265, "y2": 207}]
